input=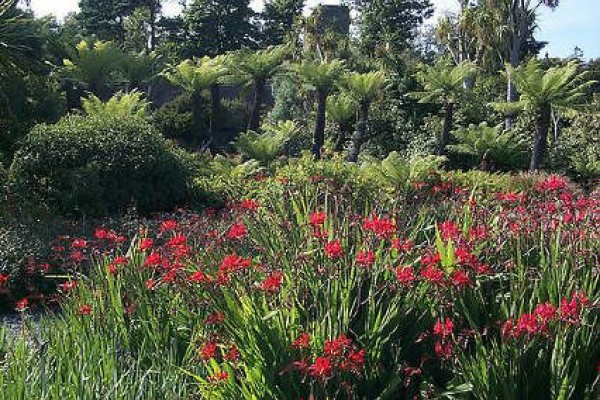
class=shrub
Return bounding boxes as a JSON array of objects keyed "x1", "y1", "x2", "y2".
[
  {"x1": 82, "y1": 90, "x2": 149, "y2": 119},
  {"x1": 448, "y1": 123, "x2": 528, "y2": 171},
  {"x1": 151, "y1": 92, "x2": 195, "y2": 141},
  {"x1": 9, "y1": 115, "x2": 195, "y2": 216}
]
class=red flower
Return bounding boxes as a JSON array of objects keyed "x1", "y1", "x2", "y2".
[
  {"x1": 340, "y1": 349, "x2": 365, "y2": 375},
  {"x1": 363, "y1": 215, "x2": 396, "y2": 239},
  {"x1": 224, "y1": 346, "x2": 240, "y2": 362},
  {"x1": 395, "y1": 266, "x2": 417, "y2": 287},
  {"x1": 138, "y1": 238, "x2": 154, "y2": 251},
  {"x1": 189, "y1": 270, "x2": 211, "y2": 284},
  {"x1": 434, "y1": 341, "x2": 453, "y2": 359},
  {"x1": 145, "y1": 279, "x2": 158, "y2": 290},
  {"x1": 78, "y1": 305, "x2": 92, "y2": 315},
  {"x1": 160, "y1": 220, "x2": 179, "y2": 232},
  {"x1": 227, "y1": 223, "x2": 247, "y2": 240},
  {"x1": 208, "y1": 371, "x2": 228, "y2": 384},
  {"x1": 433, "y1": 317, "x2": 454, "y2": 339},
  {"x1": 308, "y1": 356, "x2": 332, "y2": 378},
  {"x1": 309, "y1": 211, "x2": 326, "y2": 228},
  {"x1": 391, "y1": 239, "x2": 414, "y2": 252},
  {"x1": 324, "y1": 240, "x2": 343, "y2": 259},
  {"x1": 144, "y1": 252, "x2": 163, "y2": 268},
  {"x1": 205, "y1": 312, "x2": 225, "y2": 325},
  {"x1": 421, "y1": 265, "x2": 444, "y2": 285},
  {"x1": 450, "y1": 270, "x2": 471, "y2": 288},
  {"x1": 239, "y1": 198, "x2": 260, "y2": 210},
  {"x1": 324, "y1": 334, "x2": 353, "y2": 357},
  {"x1": 219, "y1": 254, "x2": 252, "y2": 273},
  {"x1": 15, "y1": 298, "x2": 29, "y2": 311},
  {"x1": 200, "y1": 341, "x2": 218, "y2": 360},
  {"x1": 0, "y1": 274, "x2": 9, "y2": 287},
  {"x1": 292, "y1": 332, "x2": 310, "y2": 350},
  {"x1": 438, "y1": 220, "x2": 459, "y2": 241},
  {"x1": 261, "y1": 272, "x2": 283, "y2": 292},
  {"x1": 71, "y1": 238, "x2": 88, "y2": 249},
  {"x1": 537, "y1": 175, "x2": 568, "y2": 192},
  {"x1": 60, "y1": 280, "x2": 77, "y2": 293},
  {"x1": 534, "y1": 302, "x2": 557, "y2": 322},
  {"x1": 356, "y1": 250, "x2": 375, "y2": 268}
]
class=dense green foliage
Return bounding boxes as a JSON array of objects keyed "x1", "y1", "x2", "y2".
[{"x1": 9, "y1": 115, "x2": 194, "y2": 216}]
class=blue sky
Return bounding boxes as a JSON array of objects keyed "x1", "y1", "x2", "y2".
[{"x1": 29, "y1": 0, "x2": 600, "y2": 59}]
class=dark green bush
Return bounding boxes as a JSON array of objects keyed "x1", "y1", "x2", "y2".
[
  {"x1": 9, "y1": 115, "x2": 195, "y2": 216},
  {"x1": 152, "y1": 92, "x2": 195, "y2": 141}
]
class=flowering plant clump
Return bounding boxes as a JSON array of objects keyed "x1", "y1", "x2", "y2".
[{"x1": 0, "y1": 172, "x2": 598, "y2": 399}]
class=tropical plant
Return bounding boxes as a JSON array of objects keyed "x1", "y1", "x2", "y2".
[
  {"x1": 327, "y1": 94, "x2": 357, "y2": 152},
  {"x1": 62, "y1": 40, "x2": 127, "y2": 101},
  {"x1": 162, "y1": 56, "x2": 228, "y2": 141},
  {"x1": 228, "y1": 46, "x2": 288, "y2": 132},
  {"x1": 81, "y1": 90, "x2": 149, "y2": 119},
  {"x1": 0, "y1": 0, "x2": 42, "y2": 84},
  {"x1": 410, "y1": 60, "x2": 477, "y2": 156},
  {"x1": 494, "y1": 59, "x2": 595, "y2": 171},
  {"x1": 235, "y1": 120, "x2": 296, "y2": 165},
  {"x1": 448, "y1": 123, "x2": 528, "y2": 171},
  {"x1": 295, "y1": 59, "x2": 345, "y2": 159},
  {"x1": 360, "y1": 151, "x2": 445, "y2": 192},
  {"x1": 342, "y1": 71, "x2": 388, "y2": 162}
]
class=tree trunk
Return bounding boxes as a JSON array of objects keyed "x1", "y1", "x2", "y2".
[
  {"x1": 439, "y1": 102, "x2": 454, "y2": 156},
  {"x1": 149, "y1": 3, "x2": 157, "y2": 51},
  {"x1": 347, "y1": 103, "x2": 369, "y2": 163},
  {"x1": 209, "y1": 84, "x2": 220, "y2": 137},
  {"x1": 334, "y1": 124, "x2": 348, "y2": 152},
  {"x1": 248, "y1": 80, "x2": 265, "y2": 132},
  {"x1": 191, "y1": 91, "x2": 204, "y2": 144},
  {"x1": 312, "y1": 90, "x2": 327, "y2": 159},
  {"x1": 530, "y1": 104, "x2": 551, "y2": 171}
]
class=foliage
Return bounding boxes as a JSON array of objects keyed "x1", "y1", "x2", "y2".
[
  {"x1": 494, "y1": 59, "x2": 596, "y2": 115},
  {"x1": 360, "y1": 151, "x2": 445, "y2": 193},
  {"x1": 151, "y1": 92, "x2": 195, "y2": 140},
  {"x1": 184, "y1": 0, "x2": 258, "y2": 57},
  {"x1": 410, "y1": 60, "x2": 477, "y2": 105},
  {"x1": 1, "y1": 171, "x2": 597, "y2": 399},
  {"x1": 162, "y1": 56, "x2": 228, "y2": 94},
  {"x1": 260, "y1": 0, "x2": 304, "y2": 47},
  {"x1": 448, "y1": 123, "x2": 528, "y2": 171},
  {"x1": 62, "y1": 40, "x2": 128, "y2": 100},
  {"x1": 0, "y1": 1, "x2": 43, "y2": 84},
  {"x1": 235, "y1": 121, "x2": 296, "y2": 165},
  {"x1": 361, "y1": 0, "x2": 433, "y2": 56},
  {"x1": 82, "y1": 90, "x2": 149, "y2": 119},
  {"x1": 8, "y1": 115, "x2": 195, "y2": 216}
]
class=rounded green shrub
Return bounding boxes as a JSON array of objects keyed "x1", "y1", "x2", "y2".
[{"x1": 9, "y1": 115, "x2": 194, "y2": 216}]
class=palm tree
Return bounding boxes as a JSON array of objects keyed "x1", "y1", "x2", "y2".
[
  {"x1": 295, "y1": 59, "x2": 345, "y2": 159},
  {"x1": 448, "y1": 123, "x2": 528, "y2": 171},
  {"x1": 410, "y1": 60, "x2": 477, "y2": 156},
  {"x1": 162, "y1": 56, "x2": 228, "y2": 142},
  {"x1": 343, "y1": 71, "x2": 387, "y2": 163},
  {"x1": 327, "y1": 94, "x2": 357, "y2": 152},
  {"x1": 494, "y1": 59, "x2": 595, "y2": 171},
  {"x1": 0, "y1": 1, "x2": 42, "y2": 84},
  {"x1": 228, "y1": 46, "x2": 287, "y2": 132}
]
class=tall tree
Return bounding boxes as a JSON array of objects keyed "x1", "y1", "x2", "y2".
[
  {"x1": 496, "y1": 0, "x2": 559, "y2": 127},
  {"x1": 360, "y1": 0, "x2": 433, "y2": 57},
  {"x1": 162, "y1": 56, "x2": 228, "y2": 142},
  {"x1": 343, "y1": 71, "x2": 388, "y2": 163},
  {"x1": 261, "y1": 0, "x2": 304, "y2": 46},
  {"x1": 494, "y1": 59, "x2": 595, "y2": 171},
  {"x1": 79, "y1": 0, "x2": 131, "y2": 42},
  {"x1": 228, "y1": 46, "x2": 287, "y2": 132},
  {"x1": 184, "y1": 0, "x2": 258, "y2": 57},
  {"x1": 410, "y1": 61, "x2": 477, "y2": 156},
  {"x1": 295, "y1": 59, "x2": 345, "y2": 159}
]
